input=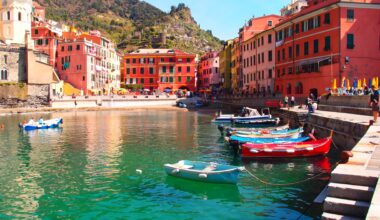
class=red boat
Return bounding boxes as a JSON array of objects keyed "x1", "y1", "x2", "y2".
[{"x1": 241, "y1": 135, "x2": 332, "y2": 158}]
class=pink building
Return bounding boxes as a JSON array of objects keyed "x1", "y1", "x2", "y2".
[
  {"x1": 240, "y1": 15, "x2": 282, "y2": 94},
  {"x1": 197, "y1": 51, "x2": 219, "y2": 90}
]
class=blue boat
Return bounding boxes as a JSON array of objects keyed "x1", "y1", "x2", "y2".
[
  {"x1": 164, "y1": 160, "x2": 244, "y2": 184},
  {"x1": 19, "y1": 117, "x2": 63, "y2": 131},
  {"x1": 226, "y1": 135, "x2": 310, "y2": 144}
]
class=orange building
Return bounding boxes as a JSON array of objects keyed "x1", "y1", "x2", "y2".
[
  {"x1": 122, "y1": 49, "x2": 196, "y2": 92},
  {"x1": 275, "y1": 0, "x2": 380, "y2": 98}
]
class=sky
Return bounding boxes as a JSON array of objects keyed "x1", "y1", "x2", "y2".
[{"x1": 144, "y1": 0, "x2": 290, "y2": 40}]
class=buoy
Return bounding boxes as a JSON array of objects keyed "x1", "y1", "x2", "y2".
[
  {"x1": 199, "y1": 173, "x2": 207, "y2": 178},
  {"x1": 136, "y1": 169, "x2": 142, "y2": 174}
]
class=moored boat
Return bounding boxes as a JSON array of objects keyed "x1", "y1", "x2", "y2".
[
  {"x1": 19, "y1": 117, "x2": 63, "y2": 131},
  {"x1": 226, "y1": 134, "x2": 310, "y2": 145},
  {"x1": 164, "y1": 160, "x2": 244, "y2": 184},
  {"x1": 212, "y1": 107, "x2": 272, "y2": 123},
  {"x1": 233, "y1": 128, "x2": 303, "y2": 138},
  {"x1": 233, "y1": 117, "x2": 280, "y2": 126},
  {"x1": 218, "y1": 123, "x2": 290, "y2": 136},
  {"x1": 241, "y1": 136, "x2": 332, "y2": 158}
]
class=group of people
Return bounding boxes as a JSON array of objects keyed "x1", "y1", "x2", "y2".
[{"x1": 283, "y1": 94, "x2": 319, "y2": 113}]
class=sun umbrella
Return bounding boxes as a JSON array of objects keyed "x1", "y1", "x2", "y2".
[
  {"x1": 341, "y1": 77, "x2": 346, "y2": 88},
  {"x1": 358, "y1": 79, "x2": 362, "y2": 89},
  {"x1": 347, "y1": 79, "x2": 351, "y2": 90},
  {"x1": 363, "y1": 78, "x2": 367, "y2": 88},
  {"x1": 332, "y1": 79, "x2": 337, "y2": 90}
]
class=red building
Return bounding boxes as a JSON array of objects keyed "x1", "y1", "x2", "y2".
[
  {"x1": 122, "y1": 49, "x2": 196, "y2": 92},
  {"x1": 275, "y1": 0, "x2": 380, "y2": 98},
  {"x1": 197, "y1": 51, "x2": 219, "y2": 90}
]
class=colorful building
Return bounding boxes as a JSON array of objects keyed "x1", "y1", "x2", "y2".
[
  {"x1": 122, "y1": 49, "x2": 196, "y2": 92},
  {"x1": 219, "y1": 40, "x2": 233, "y2": 92},
  {"x1": 240, "y1": 15, "x2": 282, "y2": 94},
  {"x1": 281, "y1": 0, "x2": 308, "y2": 17},
  {"x1": 198, "y1": 51, "x2": 219, "y2": 91},
  {"x1": 274, "y1": 0, "x2": 380, "y2": 98},
  {"x1": 230, "y1": 38, "x2": 240, "y2": 93},
  {"x1": 57, "y1": 31, "x2": 120, "y2": 94}
]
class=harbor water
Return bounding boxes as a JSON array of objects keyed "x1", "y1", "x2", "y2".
[{"x1": 0, "y1": 110, "x2": 334, "y2": 219}]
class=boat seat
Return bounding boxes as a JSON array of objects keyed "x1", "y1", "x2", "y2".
[{"x1": 202, "y1": 165, "x2": 217, "y2": 172}]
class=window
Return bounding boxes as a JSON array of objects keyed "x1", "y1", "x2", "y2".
[
  {"x1": 288, "y1": 67, "x2": 293, "y2": 74},
  {"x1": 149, "y1": 67, "x2": 154, "y2": 74},
  {"x1": 268, "y1": 51, "x2": 272, "y2": 62},
  {"x1": 4, "y1": 55, "x2": 7, "y2": 64},
  {"x1": 1, "y1": 70, "x2": 8, "y2": 80},
  {"x1": 277, "y1": 51, "x2": 281, "y2": 62},
  {"x1": 287, "y1": 27, "x2": 292, "y2": 38},
  {"x1": 169, "y1": 77, "x2": 173, "y2": 82},
  {"x1": 324, "y1": 36, "x2": 331, "y2": 51},
  {"x1": 68, "y1": 45, "x2": 72, "y2": 51},
  {"x1": 149, "y1": 78, "x2": 154, "y2": 83},
  {"x1": 126, "y1": 59, "x2": 130, "y2": 64},
  {"x1": 295, "y1": 24, "x2": 299, "y2": 34},
  {"x1": 268, "y1": 20, "x2": 273, "y2": 26},
  {"x1": 140, "y1": 68, "x2": 144, "y2": 74},
  {"x1": 253, "y1": 55, "x2": 256, "y2": 65},
  {"x1": 132, "y1": 58, "x2": 136, "y2": 64},
  {"x1": 314, "y1": 16, "x2": 320, "y2": 28},
  {"x1": 287, "y1": 83, "x2": 292, "y2": 94},
  {"x1": 268, "y1": 69, "x2": 272, "y2": 78},
  {"x1": 76, "y1": 45, "x2": 80, "y2": 50},
  {"x1": 169, "y1": 58, "x2": 174, "y2": 62},
  {"x1": 45, "y1": 39, "x2": 48, "y2": 45},
  {"x1": 347, "y1": 9, "x2": 354, "y2": 21},
  {"x1": 347, "y1": 34, "x2": 354, "y2": 49},
  {"x1": 304, "y1": 42, "x2": 309, "y2": 55},
  {"x1": 82, "y1": 76, "x2": 86, "y2": 81},
  {"x1": 282, "y1": 48, "x2": 285, "y2": 60},
  {"x1": 178, "y1": 66, "x2": 182, "y2": 73},
  {"x1": 288, "y1": 47, "x2": 292, "y2": 58},
  {"x1": 7, "y1": 11, "x2": 10, "y2": 20},
  {"x1": 187, "y1": 76, "x2": 191, "y2": 82},
  {"x1": 187, "y1": 66, "x2": 190, "y2": 72},
  {"x1": 324, "y1": 13, "x2": 330, "y2": 24},
  {"x1": 133, "y1": 68, "x2": 136, "y2": 74},
  {"x1": 186, "y1": 58, "x2": 191, "y2": 62},
  {"x1": 169, "y1": 66, "x2": 174, "y2": 73},
  {"x1": 18, "y1": 12, "x2": 21, "y2": 21},
  {"x1": 127, "y1": 68, "x2": 130, "y2": 74},
  {"x1": 268, "y1": 34, "x2": 272, "y2": 43},
  {"x1": 129, "y1": 78, "x2": 133, "y2": 84},
  {"x1": 178, "y1": 76, "x2": 182, "y2": 82},
  {"x1": 308, "y1": 18, "x2": 314, "y2": 30},
  {"x1": 261, "y1": 52, "x2": 264, "y2": 63},
  {"x1": 61, "y1": 46, "x2": 64, "y2": 52},
  {"x1": 258, "y1": 54, "x2": 261, "y2": 64},
  {"x1": 302, "y1": 21, "x2": 308, "y2": 32},
  {"x1": 261, "y1": 36, "x2": 264, "y2": 46},
  {"x1": 277, "y1": 69, "x2": 280, "y2": 78},
  {"x1": 314, "y1": 39, "x2": 319, "y2": 53},
  {"x1": 162, "y1": 66, "x2": 166, "y2": 73},
  {"x1": 34, "y1": 29, "x2": 38, "y2": 35}
]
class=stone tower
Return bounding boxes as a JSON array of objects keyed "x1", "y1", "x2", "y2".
[{"x1": 0, "y1": 0, "x2": 32, "y2": 44}]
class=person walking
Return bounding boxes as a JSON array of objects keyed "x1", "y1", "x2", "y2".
[
  {"x1": 284, "y1": 96, "x2": 289, "y2": 108},
  {"x1": 369, "y1": 85, "x2": 379, "y2": 123},
  {"x1": 290, "y1": 96, "x2": 295, "y2": 107}
]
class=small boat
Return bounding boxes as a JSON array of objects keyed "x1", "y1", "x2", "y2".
[
  {"x1": 233, "y1": 128, "x2": 303, "y2": 138},
  {"x1": 226, "y1": 134, "x2": 310, "y2": 145},
  {"x1": 212, "y1": 107, "x2": 273, "y2": 123},
  {"x1": 164, "y1": 160, "x2": 244, "y2": 184},
  {"x1": 19, "y1": 117, "x2": 63, "y2": 131},
  {"x1": 217, "y1": 123, "x2": 290, "y2": 136},
  {"x1": 241, "y1": 136, "x2": 332, "y2": 158}
]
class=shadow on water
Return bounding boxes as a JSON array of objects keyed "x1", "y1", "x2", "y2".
[{"x1": 164, "y1": 176, "x2": 243, "y2": 202}]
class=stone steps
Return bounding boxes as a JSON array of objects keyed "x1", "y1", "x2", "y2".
[
  {"x1": 330, "y1": 166, "x2": 379, "y2": 187},
  {"x1": 322, "y1": 212, "x2": 363, "y2": 220},
  {"x1": 327, "y1": 183, "x2": 374, "y2": 202},
  {"x1": 324, "y1": 197, "x2": 370, "y2": 218}
]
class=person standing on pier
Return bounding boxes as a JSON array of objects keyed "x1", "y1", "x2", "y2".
[{"x1": 369, "y1": 85, "x2": 379, "y2": 123}]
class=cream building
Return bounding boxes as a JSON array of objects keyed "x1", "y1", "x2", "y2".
[{"x1": 0, "y1": 0, "x2": 32, "y2": 44}]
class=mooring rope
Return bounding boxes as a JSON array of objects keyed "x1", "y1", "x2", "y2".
[{"x1": 243, "y1": 167, "x2": 330, "y2": 186}]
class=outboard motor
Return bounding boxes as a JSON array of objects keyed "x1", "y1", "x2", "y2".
[
  {"x1": 217, "y1": 124, "x2": 224, "y2": 135},
  {"x1": 225, "y1": 128, "x2": 233, "y2": 137},
  {"x1": 229, "y1": 140, "x2": 241, "y2": 155}
]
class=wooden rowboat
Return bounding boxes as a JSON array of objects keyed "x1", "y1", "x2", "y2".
[
  {"x1": 241, "y1": 136, "x2": 331, "y2": 158},
  {"x1": 164, "y1": 160, "x2": 244, "y2": 184}
]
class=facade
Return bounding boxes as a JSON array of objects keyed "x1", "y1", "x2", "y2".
[
  {"x1": 0, "y1": 45, "x2": 26, "y2": 82},
  {"x1": 274, "y1": 0, "x2": 380, "y2": 98},
  {"x1": 198, "y1": 51, "x2": 219, "y2": 91},
  {"x1": 57, "y1": 31, "x2": 120, "y2": 94},
  {"x1": 231, "y1": 38, "x2": 240, "y2": 92},
  {"x1": 0, "y1": 0, "x2": 32, "y2": 45},
  {"x1": 281, "y1": 0, "x2": 308, "y2": 16},
  {"x1": 219, "y1": 40, "x2": 232, "y2": 92},
  {"x1": 240, "y1": 15, "x2": 282, "y2": 94},
  {"x1": 123, "y1": 49, "x2": 196, "y2": 92}
]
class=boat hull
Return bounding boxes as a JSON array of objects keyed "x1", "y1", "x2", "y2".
[
  {"x1": 241, "y1": 138, "x2": 331, "y2": 158},
  {"x1": 22, "y1": 118, "x2": 63, "y2": 131},
  {"x1": 233, "y1": 128, "x2": 303, "y2": 138},
  {"x1": 164, "y1": 160, "x2": 242, "y2": 184}
]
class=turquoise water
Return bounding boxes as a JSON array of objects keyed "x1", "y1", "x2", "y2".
[{"x1": 0, "y1": 110, "x2": 331, "y2": 219}]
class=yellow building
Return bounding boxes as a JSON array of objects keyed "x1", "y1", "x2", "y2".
[
  {"x1": 230, "y1": 38, "x2": 240, "y2": 93},
  {"x1": 219, "y1": 40, "x2": 233, "y2": 92}
]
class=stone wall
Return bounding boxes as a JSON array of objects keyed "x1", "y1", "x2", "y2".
[
  {"x1": 0, "y1": 45, "x2": 26, "y2": 82},
  {"x1": 0, "y1": 83, "x2": 49, "y2": 108}
]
